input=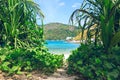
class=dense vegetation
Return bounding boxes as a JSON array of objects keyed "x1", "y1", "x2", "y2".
[
  {"x1": 68, "y1": 0, "x2": 120, "y2": 79},
  {"x1": 0, "y1": 48, "x2": 63, "y2": 75},
  {"x1": 0, "y1": 0, "x2": 120, "y2": 79},
  {"x1": 44, "y1": 23, "x2": 80, "y2": 40},
  {"x1": 0, "y1": 0, "x2": 63, "y2": 75},
  {"x1": 68, "y1": 44, "x2": 120, "y2": 79}
]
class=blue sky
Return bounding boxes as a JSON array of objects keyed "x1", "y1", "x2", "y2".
[{"x1": 34, "y1": 0, "x2": 83, "y2": 24}]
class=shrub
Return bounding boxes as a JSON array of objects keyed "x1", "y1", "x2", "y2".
[
  {"x1": 67, "y1": 44, "x2": 120, "y2": 80},
  {"x1": 0, "y1": 48, "x2": 64, "y2": 75}
]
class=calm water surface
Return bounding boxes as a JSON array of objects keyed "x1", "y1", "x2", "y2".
[{"x1": 45, "y1": 40, "x2": 79, "y2": 54}]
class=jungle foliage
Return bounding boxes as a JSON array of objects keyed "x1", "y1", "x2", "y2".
[
  {"x1": 68, "y1": 44, "x2": 120, "y2": 80},
  {"x1": 68, "y1": 0, "x2": 120, "y2": 79},
  {"x1": 0, "y1": 48, "x2": 63, "y2": 75},
  {"x1": 70, "y1": 0, "x2": 120, "y2": 52},
  {"x1": 0, "y1": 0, "x2": 44, "y2": 49},
  {"x1": 0, "y1": 0, "x2": 63, "y2": 75}
]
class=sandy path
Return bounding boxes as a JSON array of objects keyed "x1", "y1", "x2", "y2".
[
  {"x1": 39, "y1": 68, "x2": 77, "y2": 80},
  {"x1": 0, "y1": 54, "x2": 78, "y2": 80},
  {"x1": 31, "y1": 54, "x2": 77, "y2": 80},
  {"x1": 1, "y1": 68, "x2": 78, "y2": 80}
]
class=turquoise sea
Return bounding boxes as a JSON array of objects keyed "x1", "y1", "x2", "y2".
[{"x1": 45, "y1": 40, "x2": 80, "y2": 54}]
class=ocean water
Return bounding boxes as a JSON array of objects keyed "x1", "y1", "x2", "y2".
[{"x1": 45, "y1": 40, "x2": 80, "y2": 54}]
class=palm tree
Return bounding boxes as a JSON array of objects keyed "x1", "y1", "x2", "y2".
[
  {"x1": 0, "y1": 0, "x2": 44, "y2": 49},
  {"x1": 70, "y1": 0, "x2": 120, "y2": 52}
]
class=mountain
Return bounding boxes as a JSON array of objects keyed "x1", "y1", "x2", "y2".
[{"x1": 44, "y1": 23, "x2": 80, "y2": 40}]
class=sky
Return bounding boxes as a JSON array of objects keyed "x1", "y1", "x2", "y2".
[{"x1": 34, "y1": 0, "x2": 83, "y2": 24}]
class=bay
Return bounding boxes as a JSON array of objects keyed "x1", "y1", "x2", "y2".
[{"x1": 45, "y1": 40, "x2": 79, "y2": 55}]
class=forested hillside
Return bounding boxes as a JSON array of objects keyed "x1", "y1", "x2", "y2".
[{"x1": 44, "y1": 23, "x2": 80, "y2": 40}]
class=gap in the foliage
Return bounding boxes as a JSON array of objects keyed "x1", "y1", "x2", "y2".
[{"x1": 45, "y1": 40, "x2": 80, "y2": 59}]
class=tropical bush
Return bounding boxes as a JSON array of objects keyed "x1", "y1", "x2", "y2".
[
  {"x1": 0, "y1": 47, "x2": 64, "y2": 75},
  {"x1": 67, "y1": 44, "x2": 120, "y2": 80},
  {"x1": 68, "y1": 0, "x2": 120, "y2": 79},
  {"x1": 0, "y1": 0, "x2": 64, "y2": 75},
  {"x1": 70, "y1": 0, "x2": 120, "y2": 52},
  {"x1": 0, "y1": 0, "x2": 44, "y2": 49}
]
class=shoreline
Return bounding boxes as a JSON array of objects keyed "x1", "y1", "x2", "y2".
[
  {"x1": 46, "y1": 40, "x2": 80, "y2": 59},
  {"x1": 66, "y1": 40, "x2": 80, "y2": 44},
  {"x1": 46, "y1": 40, "x2": 80, "y2": 44}
]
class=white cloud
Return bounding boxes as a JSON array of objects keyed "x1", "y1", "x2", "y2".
[
  {"x1": 59, "y1": 2, "x2": 65, "y2": 6},
  {"x1": 72, "y1": 3, "x2": 81, "y2": 8}
]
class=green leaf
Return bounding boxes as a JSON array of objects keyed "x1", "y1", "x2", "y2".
[
  {"x1": 0, "y1": 55, "x2": 6, "y2": 61},
  {"x1": 107, "y1": 69, "x2": 119, "y2": 79},
  {"x1": 95, "y1": 58, "x2": 101, "y2": 64},
  {"x1": 104, "y1": 62, "x2": 113, "y2": 69},
  {"x1": 77, "y1": 60, "x2": 83, "y2": 65},
  {"x1": 110, "y1": 31, "x2": 120, "y2": 47},
  {"x1": 11, "y1": 66, "x2": 20, "y2": 72}
]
